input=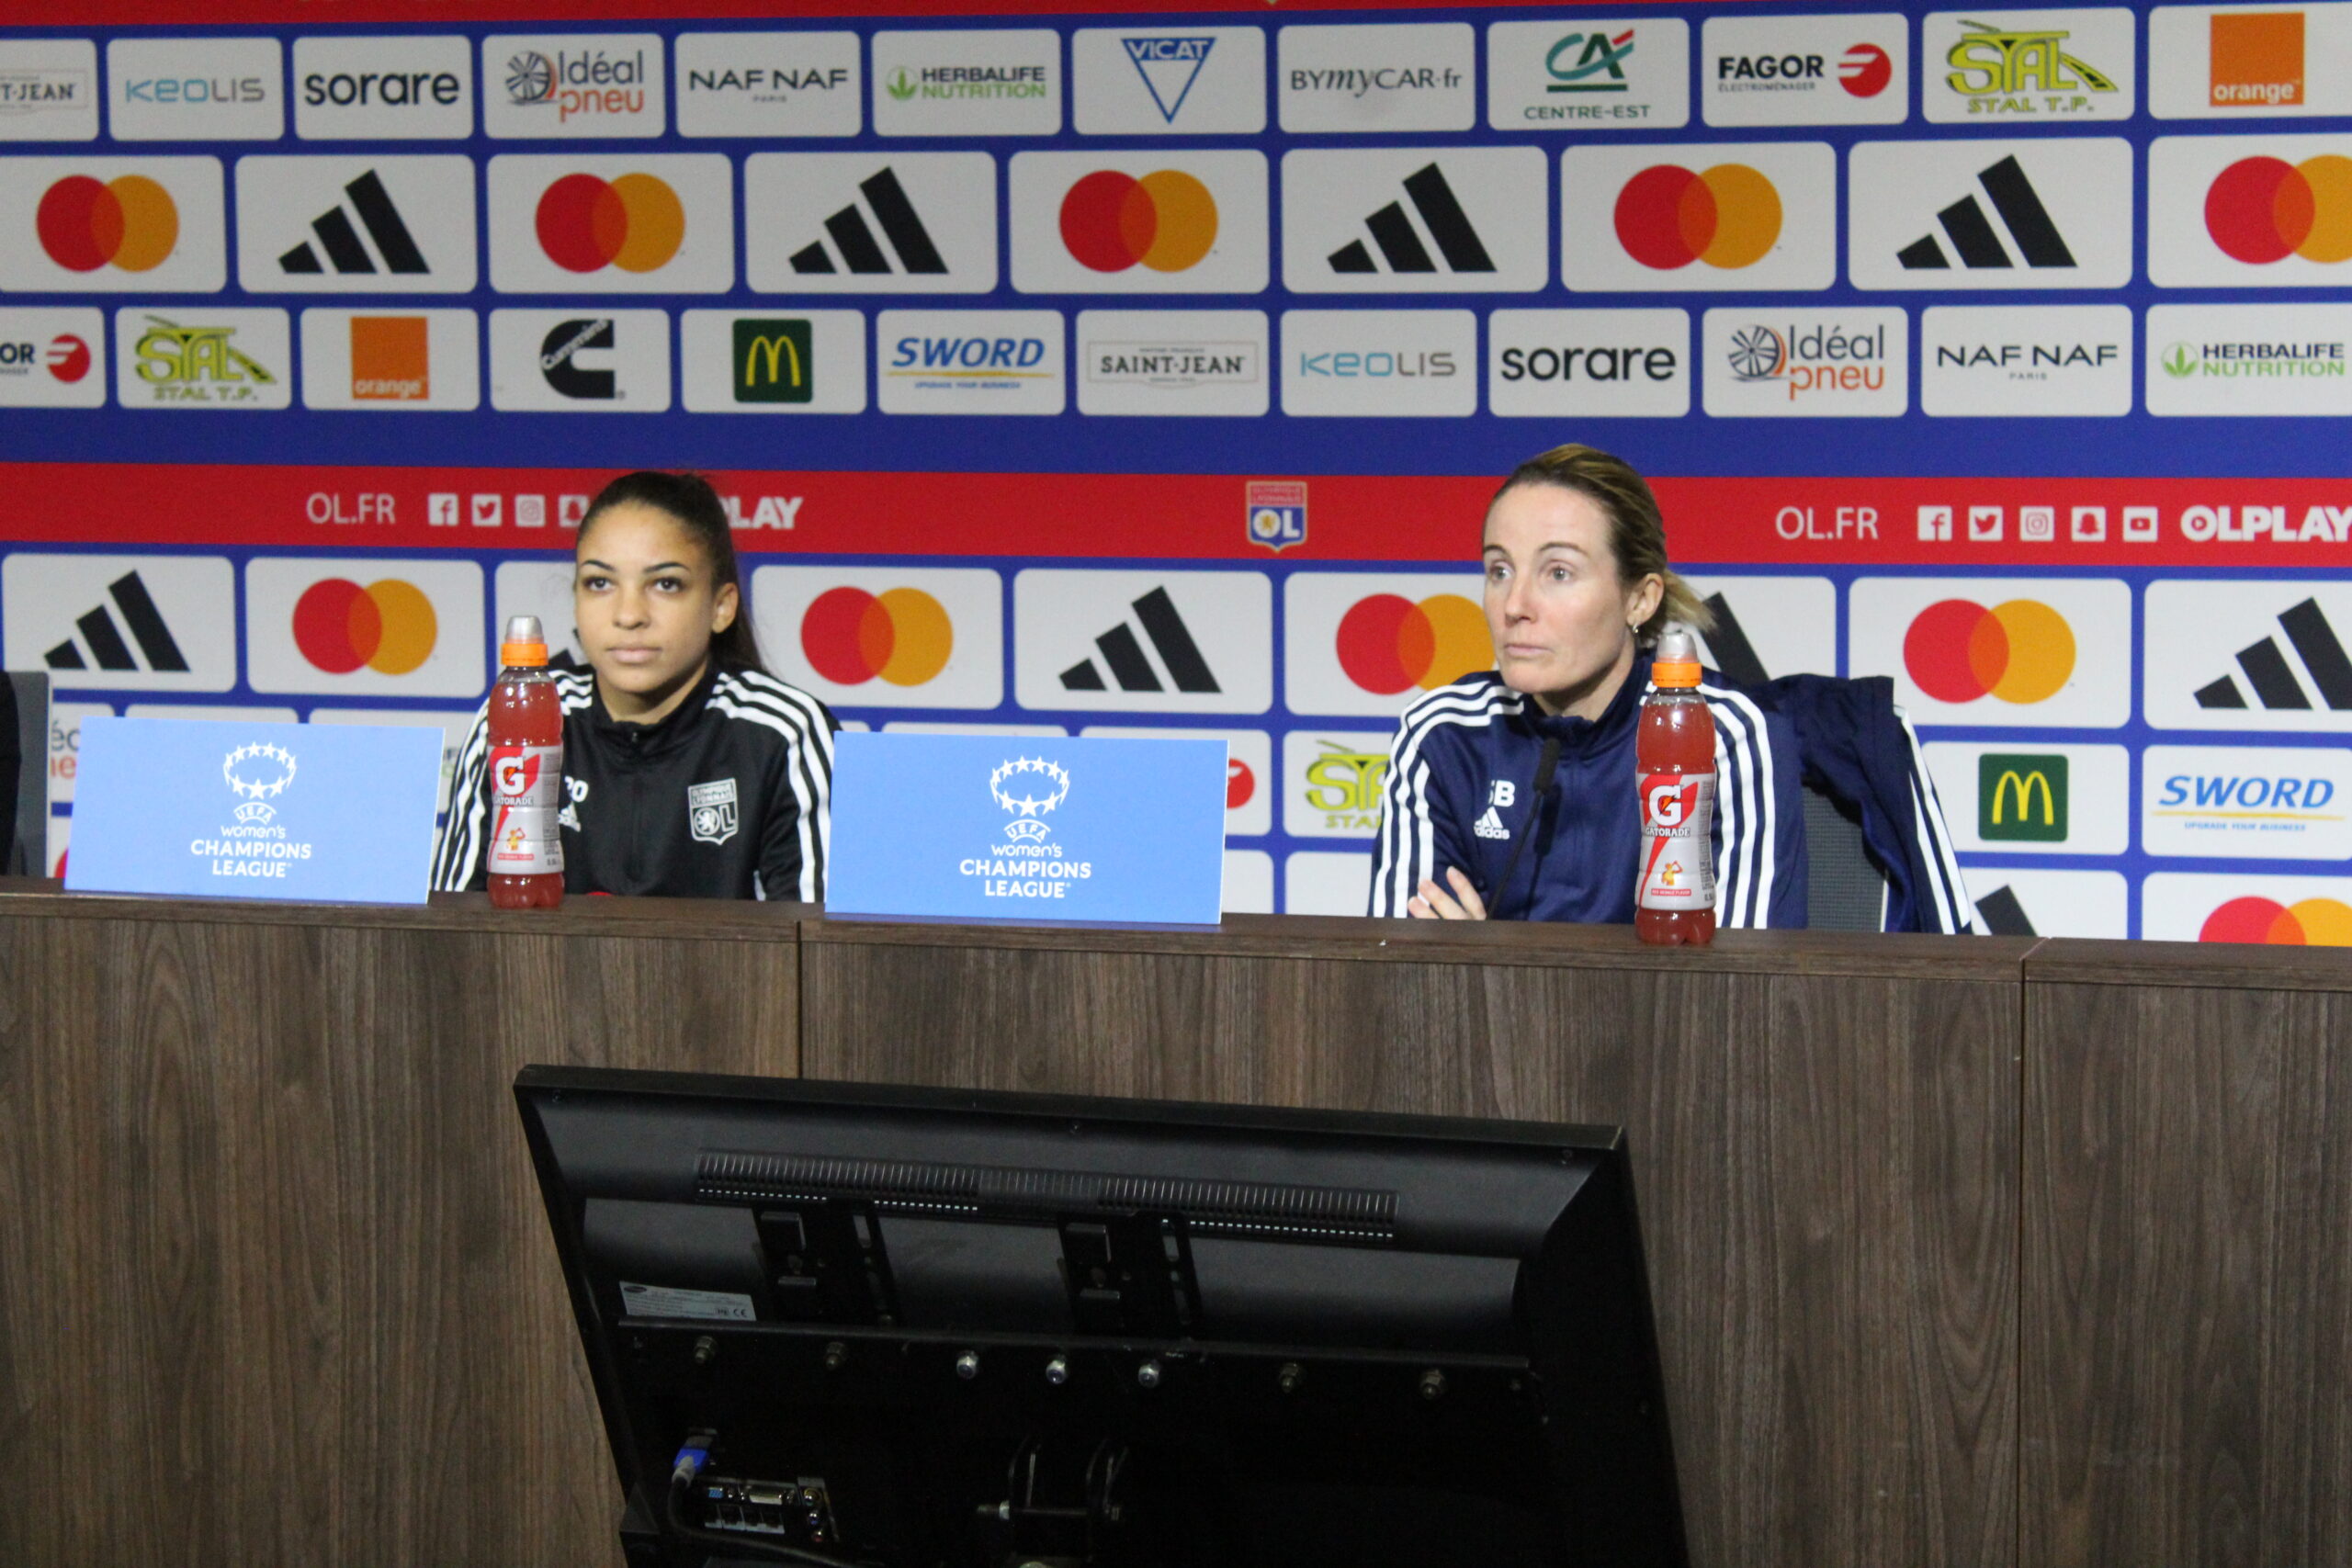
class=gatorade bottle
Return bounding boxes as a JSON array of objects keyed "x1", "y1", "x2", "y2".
[
  {"x1": 486, "y1": 615, "x2": 564, "y2": 910},
  {"x1": 1635, "y1": 626, "x2": 1715, "y2": 946}
]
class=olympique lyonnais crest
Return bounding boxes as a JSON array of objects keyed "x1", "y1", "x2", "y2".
[
  {"x1": 1246, "y1": 479, "x2": 1306, "y2": 552},
  {"x1": 687, "y1": 777, "x2": 739, "y2": 845}
]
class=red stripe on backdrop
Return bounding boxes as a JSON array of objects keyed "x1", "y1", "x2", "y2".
[
  {"x1": 6, "y1": 463, "x2": 2351, "y2": 568},
  {"x1": 21, "y1": 0, "x2": 1696, "y2": 25}
]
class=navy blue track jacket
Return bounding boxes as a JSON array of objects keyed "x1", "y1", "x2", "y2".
[{"x1": 1367, "y1": 658, "x2": 1808, "y2": 927}]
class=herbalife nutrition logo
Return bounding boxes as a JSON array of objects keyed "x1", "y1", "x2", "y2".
[
  {"x1": 888, "y1": 62, "x2": 1046, "y2": 102},
  {"x1": 2163, "y1": 340, "x2": 2346, "y2": 379}
]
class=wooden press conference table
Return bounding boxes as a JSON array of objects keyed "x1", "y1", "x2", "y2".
[{"x1": 0, "y1": 878, "x2": 2344, "y2": 1568}]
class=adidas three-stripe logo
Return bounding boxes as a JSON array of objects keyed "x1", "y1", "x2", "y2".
[
  {"x1": 2195, "y1": 598, "x2": 2352, "y2": 711},
  {"x1": 790, "y1": 167, "x2": 948, "y2": 276},
  {"x1": 1329, "y1": 164, "x2": 1496, "y2": 276},
  {"x1": 1060, "y1": 587, "x2": 1220, "y2": 694},
  {"x1": 43, "y1": 570, "x2": 189, "y2": 673},
  {"x1": 1898, "y1": 155, "x2": 2076, "y2": 272},
  {"x1": 280, "y1": 170, "x2": 429, "y2": 276}
]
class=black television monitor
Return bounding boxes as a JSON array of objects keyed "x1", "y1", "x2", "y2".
[
  {"x1": 516, "y1": 1066, "x2": 1687, "y2": 1568},
  {"x1": 3, "y1": 671, "x2": 48, "y2": 877}
]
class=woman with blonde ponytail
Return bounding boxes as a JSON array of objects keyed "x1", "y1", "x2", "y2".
[{"x1": 1367, "y1": 444, "x2": 1807, "y2": 927}]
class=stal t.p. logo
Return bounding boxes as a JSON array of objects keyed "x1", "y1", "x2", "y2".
[
  {"x1": 223, "y1": 741, "x2": 297, "y2": 824},
  {"x1": 990, "y1": 755, "x2": 1069, "y2": 842}
]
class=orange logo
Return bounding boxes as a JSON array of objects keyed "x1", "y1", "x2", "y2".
[
  {"x1": 800, "y1": 586, "x2": 952, "y2": 686},
  {"x1": 292, "y1": 578, "x2": 437, "y2": 674},
  {"x1": 349, "y1": 316, "x2": 428, "y2": 401},
  {"x1": 1058, "y1": 169, "x2": 1218, "y2": 273},
  {"x1": 1614, "y1": 164, "x2": 1781, "y2": 270},
  {"x1": 2201, "y1": 895, "x2": 2352, "y2": 945},
  {"x1": 1336, "y1": 592, "x2": 1488, "y2": 694},
  {"x1": 1903, "y1": 599, "x2": 2075, "y2": 705},
  {"x1": 2211, "y1": 11, "x2": 2302, "y2": 108},
  {"x1": 37, "y1": 174, "x2": 177, "y2": 273},
  {"x1": 534, "y1": 172, "x2": 684, "y2": 274}
]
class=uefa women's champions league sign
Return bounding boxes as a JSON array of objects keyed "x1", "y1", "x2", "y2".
[
  {"x1": 65, "y1": 716, "x2": 444, "y2": 903},
  {"x1": 826, "y1": 733, "x2": 1227, "y2": 926}
]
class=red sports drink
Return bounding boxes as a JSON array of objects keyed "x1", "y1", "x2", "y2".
[
  {"x1": 487, "y1": 615, "x2": 564, "y2": 909},
  {"x1": 1636, "y1": 626, "x2": 1715, "y2": 946}
]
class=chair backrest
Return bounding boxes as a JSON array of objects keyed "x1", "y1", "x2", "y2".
[
  {"x1": 1802, "y1": 783, "x2": 1887, "y2": 932},
  {"x1": 4, "y1": 671, "x2": 48, "y2": 877}
]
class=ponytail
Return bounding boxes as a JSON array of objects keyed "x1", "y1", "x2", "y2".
[{"x1": 577, "y1": 471, "x2": 766, "y2": 673}]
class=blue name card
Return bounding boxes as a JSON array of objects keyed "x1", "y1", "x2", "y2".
[
  {"x1": 827, "y1": 732, "x2": 1227, "y2": 926},
  {"x1": 66, "y1": 716, "x2": 444, "y2": 905}
]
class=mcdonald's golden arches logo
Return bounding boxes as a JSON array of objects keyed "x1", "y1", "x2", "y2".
[
  {"x1": 732, "y1": 317, "x2": 811, "y2": 403},
  {"x1": 1979, "y1": 752, "x2": 2068, "y2": 842}
]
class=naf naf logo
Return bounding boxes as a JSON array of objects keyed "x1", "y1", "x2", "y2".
[
  {"x1": 1922, "y1": 304, "x2": 2132, "y2": 417},
  {"x1": 674, "y1": 31, "x2": 859, "y2": 137}
]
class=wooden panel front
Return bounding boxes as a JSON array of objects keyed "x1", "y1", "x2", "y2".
[
  {"x1": 0, "y1": 889, "x2": 802, "y2": 1568},
  {"x1": 2022, "y1": 944, "x2": 2352, "y2": 1568},
  {"x1": 801, "y1": 917, "x2": 2026, "y2": 1568}
]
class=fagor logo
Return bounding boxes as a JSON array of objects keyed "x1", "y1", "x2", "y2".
[
  {"x1": 1904, "y1": 598, "x2": 2075, "y2": 705},
  {"x1": 2201, "y1": 895, "x2": 2352, "y2": 945},
  {"x1": 43, "y1": 333, "x2": 90, "y2": 382},
  {"x1": 1979, "y1": 752, "x2": 2069, "y2": 841},
  {"x1": 535, "y1": 173, "x2": 683, "y2": 274},
  {"x1": 799, "y1": 586, "x2": 952, "y2": 687},
  {"x1": 2205, "y1": 155, "x2": 2352, "y2": 265},
  {"x1": 291, "y1": 577, "x2": 436, "y2": 675},
  {"x1": 1059, "y1": 169, "x2": 1216, "y2": 274},
  {"x1": 1334, "y1": 592, "x2": 1487, "y2": 694},
  {"x1": 38, "y1": 175, "x2": 176, "y2": 273},
  {"x1": 1615, "y1": 164, "x2": 1780, "y2": 270}
]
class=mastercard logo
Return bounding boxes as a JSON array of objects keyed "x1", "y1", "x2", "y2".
[
  {"x1": 37, "y1": 175, "x2": 178, "y2": 273},
  {"x1": 2200, "y1": 896, "x2": 2352, "y2": 946},
  {"x1": 1337, "y1": 593, "x2": 1488, "y2": 695},
  {"x1": 800, "y1": 586, "x2": 953, "y2": 687},
  {"x1": 1614, "y1": 164, "x2": 1781, "y2": 271},
  {"x1": 2204, "y1": 154, "x2": 2352, "y2": 265},
  {"x1": 535, "y1": 172, "x2": 684, "y2": 275},
  {"x1": 1902, "y1": 599, "x2": 2075, "y2": 705},
  {"x1": 292, "y1": 578, "x2": 438, "y2": 676},
  {"x1": 1058, "y1": 169, "x2": 1218, "y2": 274}
]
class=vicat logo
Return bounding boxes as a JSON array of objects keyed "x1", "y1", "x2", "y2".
[
  {"x1": 507, "y1": 48, "x2": 645, "y2": 119},
  {"x1": 1615, "y1": 163, "x2": 1781, "y2": 270},
  {"x1": 1944, "y1": 19, "x2": 2118, "y2": 114},
  {"x1": 1904, "y1": 598, "x2": 2074, "y2": 706},
  {"x1": 1725, "y1": 319, "x2": 1888, "y2": 397},
  {"x1": 1335, "y1": 592, "x2": 1487, "y2": 695},
  {"x1": 2211, "y1": 11, "x2": 2302, "y2": 109},
  {"x1": 1122, "y1": 36, "x2": 1214, "y2": 122},
  {"x1": 2200, "y1": 896, "x2": 2352, "y2": 945}
]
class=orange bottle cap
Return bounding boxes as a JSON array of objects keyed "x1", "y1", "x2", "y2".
[
  {"x1": 501, "y1": 615, "x2": 548, "y2": 667},
  {"x1": 1651, "y1": 625, "x2": 1702, "y2": 687},
  {"x1": 1651, "y1": 660, "x2": 1702, "y2": 687}
]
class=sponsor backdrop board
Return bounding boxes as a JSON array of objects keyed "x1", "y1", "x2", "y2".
[{"x1": 3, "y1": 0, "x2": 2349, "y2": 941}]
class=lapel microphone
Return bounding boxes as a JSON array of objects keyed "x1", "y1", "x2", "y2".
[{"x1": 1488, "y1": 736, "x2": 1562, "y2": 922}]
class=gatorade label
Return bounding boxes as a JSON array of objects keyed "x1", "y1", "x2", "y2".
[
  {"x1": 1638, "y1": 770, "x2": 1715, "y2": 910},
  {"x1": 488, "y1": 743, "x2": 565, "y2": 875}
]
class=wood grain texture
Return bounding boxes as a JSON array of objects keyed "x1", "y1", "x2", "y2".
[
  {"x1": 2022, "y1": 976, "x2": 2352, "y2": 1568},
  {"x1": 0, "y1": 892, "x2": 799, "y2": 1568},
  {"x1": 800, "y1": 925, "x2": 2021, "y2": 1568}
]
